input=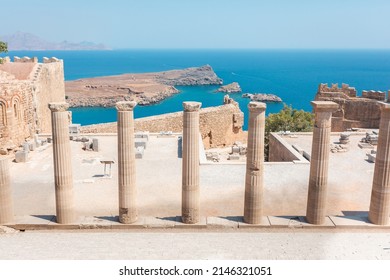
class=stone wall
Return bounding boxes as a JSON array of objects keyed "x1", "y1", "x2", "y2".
[
  {"x1": 0, "y1": 56, "x2": 65, "y2": 151},
  {"x1": 35, "y1": 58, "x2": 66, "y2": 133},
  {"x1": 361, "y1": 90, "x2": 386, "y2": 101},
  {"x1": 268, "y1": 133, "x2": 306, "y2": 162},
  {"x1": 316, "y1": 83, "x2": 386, "y2": 131},
  {"x1": 80, "y1": 98, "x2": 246, "y2": 149}
]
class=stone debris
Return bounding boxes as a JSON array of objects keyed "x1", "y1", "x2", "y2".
[
  {"x1": 330, "y1": 144, "x2": 349, "y2": 153},
  {"x1": 0, "y1": 226, "x2": 18, "y2": 234},
  {"x1": 361, "y1": 132, "x2": 378, "y2": 145},
  {"x1": 15, "y1": 150, "x2": 28, "y2": 162},
  {"x1": 366, "y1": 149, "x2": 377, "y2": 163},
  {"x1": 206, "y1": 152, "x2": 220, "y2": 162},
  {"x1": 339, "y1": 133, "x2": 350, "y2": 144},
  {"x1": 135, "y1": 146, "x2": 145, "y2": 159},
  {"x1": 69, "y1": 124, "x2": 81, "y2": 136}
]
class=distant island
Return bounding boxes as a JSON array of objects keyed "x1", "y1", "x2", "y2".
[
  {"x1": 215, "y1": 82, "x2": 242, "y2": 93},
  {"x1": 0, "y1": 31, "x2": 110, "y2": 51},
  {"x1": 65, "y1": 65, "x2": 223, "y2": 107},
  {"x1": 242, "y1": 93, "x2": 282, "y2": 102}
]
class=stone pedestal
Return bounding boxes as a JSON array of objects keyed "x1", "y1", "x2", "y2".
[
  {"x1": 0, "y1": 157, "x2": 13, "y2": 224},
  {"x1": 369, "y1": 102, "x2": 390, "y2": 225},
  {"x1": 182, "y1": 101, "x2": 202, "y2": 224},
  {"x1": 306, "y1": 101, "x2": 338, "y2": 224},
  {"x1": 116, "y1": 101, "x2": 138, "y2": 224},
  {"x1": 49, "y1": 102, "x2": 75, "y2": 224},
  {"x1": 244, "y1": 102, "x2": 266, "y2": 224}
]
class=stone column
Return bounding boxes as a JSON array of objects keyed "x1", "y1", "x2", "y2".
[
  {"x1": 369, "y1": 102, "x2": 390, "y2": 225},
  {"x1": 0, "y1": 157, "x2": 13, "y2": 224},
  {"x1": 306, "y1": 101, "x2": 338, "y2": 224},
  {"x1": 49, "y1": 102, "x2": 75, "y2": 224},
  {"x1": 182, "y1": 101, "x2": 202, "y2": 224},
  {"x1": 116, "y1": 101, "x2": 138, "y2": 224},
  {"x1": 244, "y1": 102, "x2": 266, "y2": 224}
]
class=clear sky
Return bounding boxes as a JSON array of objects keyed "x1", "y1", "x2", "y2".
[{"x1": 1, "y1": 0, "x2": 389, "y2": 49}]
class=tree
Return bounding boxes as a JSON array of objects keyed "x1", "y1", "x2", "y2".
[
  {"x1": 0, "y1": 41, "x2": 8, "y2": 64},
  {"x1": 264, "y1": 104, "x2": 314, "y2": 160},
  {"x1": 0, "y1": 41, "x2": 7, "y2": 53}
]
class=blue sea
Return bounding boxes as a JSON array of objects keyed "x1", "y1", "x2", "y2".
[{"x1": 7, "y1": 49, "x2": 390, "y2": 130}]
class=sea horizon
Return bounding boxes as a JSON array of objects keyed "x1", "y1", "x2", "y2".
[{"x1": 6, "y1": 49, "x2": 390, "y2": 129}]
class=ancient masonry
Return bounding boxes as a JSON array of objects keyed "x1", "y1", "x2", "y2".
[
  {"x1": 244, "y1": 102, "x2": 266, "y2": 224},
  {"x1": 116, "y1": 101, "x2": 138, "y2": 224},
  {"x1": 49, "y1": 102, "x2": 75, "y2": 224},
  {"x1": 79, "y1": 95, "x2": 245, "y2": 149},
  {"x1": 0, "y1": 56, "x2": 65, "y2": 152},
  {"x1": 0, "y1": 157, "x2": 13, "y2": 224},
  {"x1": 305, "y1": 101, "x2": 338, "y2": 224},
  {"x1": 369, "y1": 102, "x2": 390, "y2": 225},
  {"x1": 181, "y1": 102, "x2": 201, "y2": 224},
  {"x1": 315, "y1": 83, "x2": 389, "y2": 131},
  {"x1": 2, "y1": 99, "x2": 390, "y2": 225}
]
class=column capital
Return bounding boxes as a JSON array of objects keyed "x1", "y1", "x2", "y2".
[
  {"x1": 116, "y1": 101, "x2": 137, "y2": 111},
  {"x1": 311, "y1": 101, "x2": 338, "y2": 112},
  {"x1": 183, "y1": 101, "x2": 202, "y2": 112},
  {"x1": 248, "y1": 101, "x2": 266, "y2": 112},
  {"x1": 48, "y1": 102, "x2": 69, "y2": 112}
]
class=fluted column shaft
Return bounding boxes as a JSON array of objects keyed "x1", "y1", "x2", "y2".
[
  {"x1": 117, "y1": 101, "x2": 137, "y2": 224},
  {"x1": 182, "y1": 101, "x2": 201, "y2": 224},
  {"x1": 49, "y1": 102, "x2": 75, "y2": 224},
  {"x1": 244, "y1": 102, "x2": 266, "y2": 224},
  {"x1": 0, "y1": 157, "x2": 13, "y2": 224},
  {"x1": 369, "y1": 102, "x2": 390, "y2": 225},
  {"x1": 306, "y1": 101, "x2": 338, "y2": 224}
]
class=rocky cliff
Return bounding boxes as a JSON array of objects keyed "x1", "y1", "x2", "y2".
[{"x1": 66, "y1": 65, "x2": 222, "y2": 107}]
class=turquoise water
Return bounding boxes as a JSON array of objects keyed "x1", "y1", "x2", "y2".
[{"x1": 7, "y1": 49, "x2": 390, "y2": 129}]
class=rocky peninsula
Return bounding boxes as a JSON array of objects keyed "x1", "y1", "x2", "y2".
[
  {"x1": 242, "y1": 93, "x2": 282, "y2": 102},
  {"x1": 215, "y1": 82, "x2": 241, "y2": 93},
  {"x1": 65, "y1": 65, "x2": 222, "y2": 107}
]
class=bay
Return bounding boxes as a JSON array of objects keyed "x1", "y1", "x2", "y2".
[{"x1": 7, "y1": 49, "x2": 390, "y2": 130}]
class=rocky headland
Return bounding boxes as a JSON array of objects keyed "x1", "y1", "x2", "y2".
[
  {"x1": 65, "y1": 65, "x2": 223, "y2": 107},
  {"x1": 215, "y1": 82, "x2": 242, "y2": 93},
  {"x1": 242, "y1": 93, "x2": 282, "y2": 102}
]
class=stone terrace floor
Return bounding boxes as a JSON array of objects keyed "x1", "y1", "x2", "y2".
[{"x1": 8, "y1": 131, "x2": 378, "y2": 223}]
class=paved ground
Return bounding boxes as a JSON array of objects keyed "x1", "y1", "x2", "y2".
[
  {"x1": 1, "y1": 229, "x2": 390, "y2": 259},
  {"x1": 9, "y1": 132, "x2": 376, "y2": 219}
]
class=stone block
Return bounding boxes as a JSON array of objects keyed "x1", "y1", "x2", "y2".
[
  {"x1": 15, "y1": 151, "x2": 28, "y2": 163},
  {"x1": 367, "y1": 153, "x2": 376, "y2": 163},
  {"x1": 92, "y1": 138, "x2": 99, "y2": 152},
  {"x1": 231, "y1": 145, "x2": 240, "y2": 154},
  {"x1": 135, "y1": 131, "x2": 149, "y2": 141},
  {"x1": 135, "y1": 139, "x2": 147, "y2": 149},
  {"x1": 135, "y1": 146, "x2": 144, "y2": 159},
  {"x1": 69, "y1": 124, "x2": 81, "y2": 135},
  {"x1": 28, "y1": 141, "x2": 36, "y2": 151},
  {"x1": 228, "y1": 154, "x2": 240, "y2": 160}
]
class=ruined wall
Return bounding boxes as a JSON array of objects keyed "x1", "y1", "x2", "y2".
[
  {"x1": 316, "y1": 83, "x2": 386, "y2": 131},
  {"x1": 35, "y1": 58, "x2": 66, "y2": 133},
  {"x1": 0, "y1": 56, "x2": 65, "y2": 151},
  {"x1": 268, "y1": 133, "x2": 304, "y2": 162},
  {"x1": 80, "y1": 101, "x2": 246, "y2": 149}
]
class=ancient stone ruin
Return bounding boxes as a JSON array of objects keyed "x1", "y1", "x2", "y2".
[
  {"x1": 0, "y1": 56, "x2": 65, "y2": 153},
  {"x1": 315, "y1": 83, "x2": 389, "y2": 131}
]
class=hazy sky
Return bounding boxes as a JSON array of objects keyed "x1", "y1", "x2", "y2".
[{"x1": 1, "y1": 0, "x2": 390, "y2": 49}]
